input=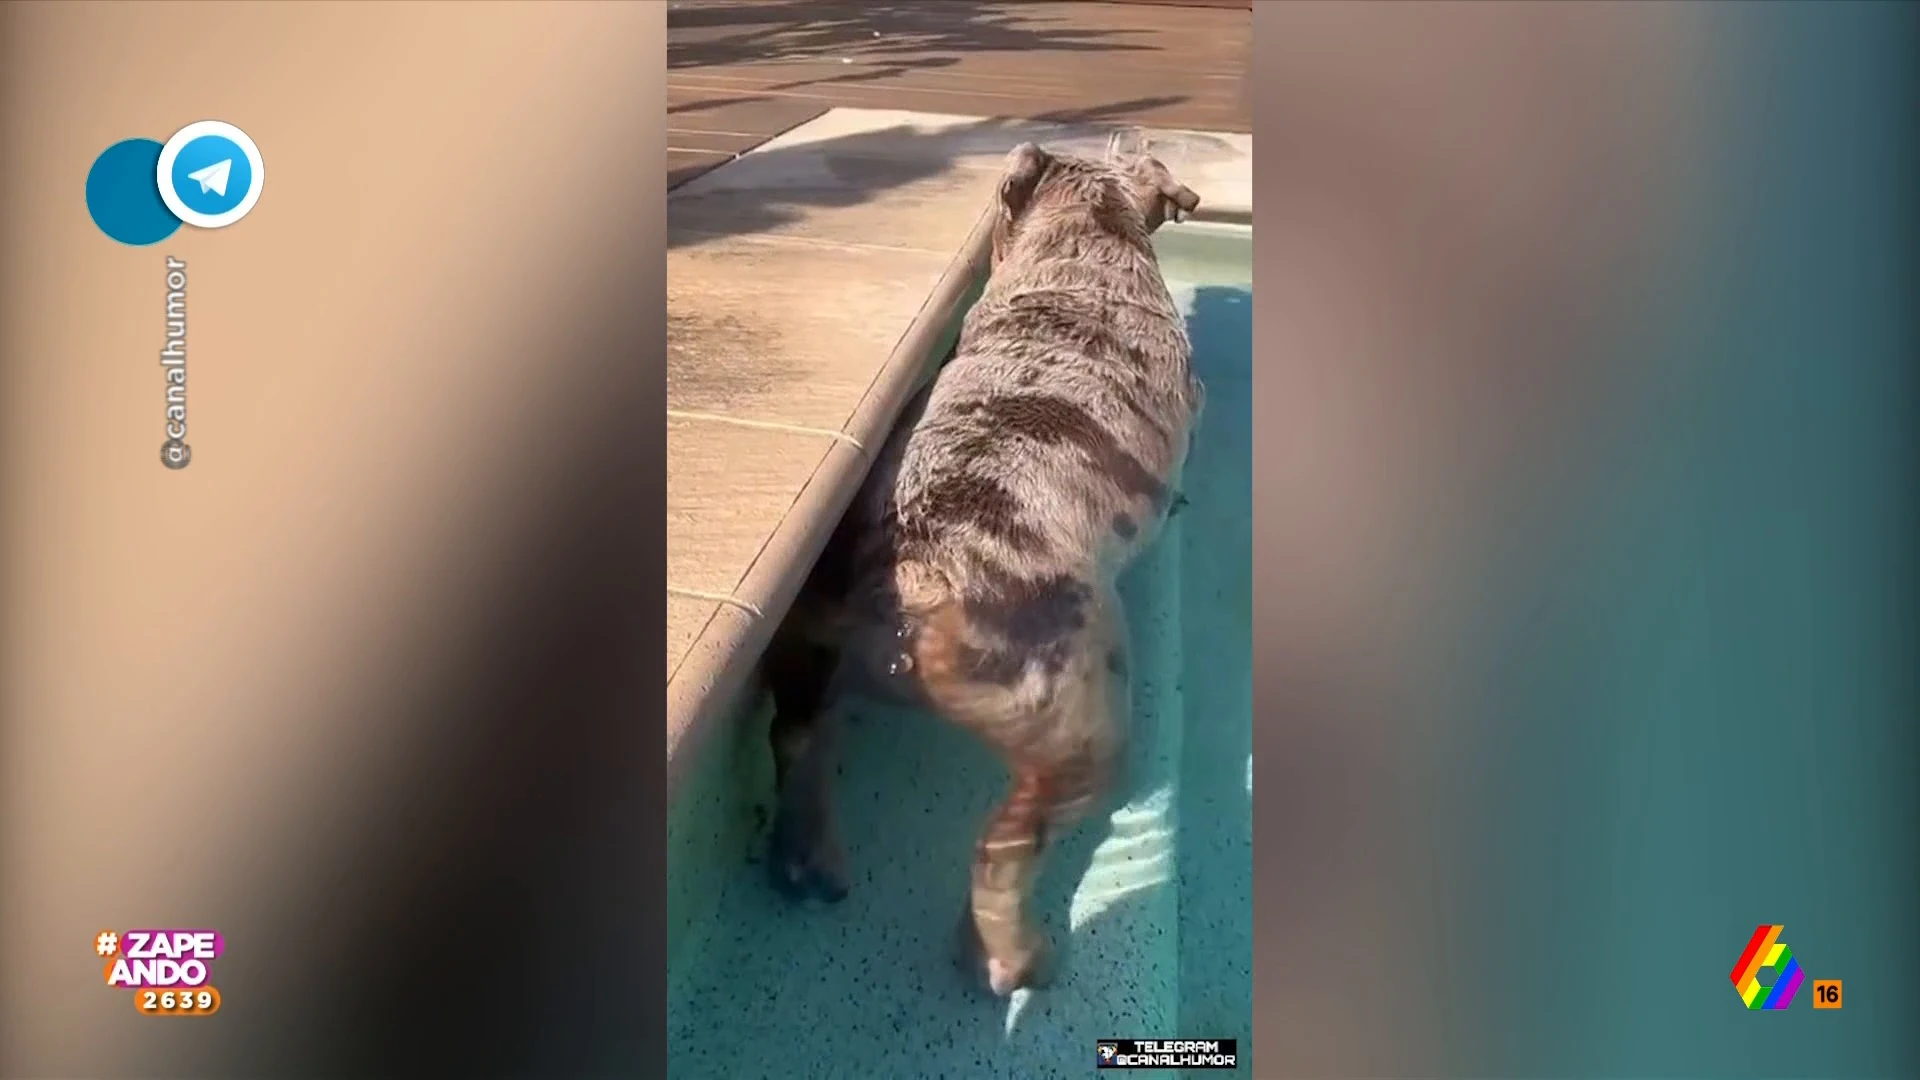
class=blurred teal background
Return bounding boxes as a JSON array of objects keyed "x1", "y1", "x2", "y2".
[
  {"x1": 1254, "y1": 2, "x2": 1916, "y2": 1076},
  {"x1": 1450, "y1": 4, "x2": 1916, "y2": 1076}
]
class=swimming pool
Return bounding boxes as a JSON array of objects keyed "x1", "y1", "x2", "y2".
[{"x1": 666, "y1": 222, "x2": 1253, "y2": 1079}]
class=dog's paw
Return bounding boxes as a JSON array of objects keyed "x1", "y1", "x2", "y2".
[
  {"x1": 955, "y1": 910, "x2": 1054, "y2": 996},
  {"x1": 767, "y1": 804, "x2": 849, "y2": 903}
]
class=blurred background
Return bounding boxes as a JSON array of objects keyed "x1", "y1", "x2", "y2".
[
  {"x1": 0, "y1": 3, "x2": 665, "y2": 1076},
  {"x1": 1254, "y1": 2, "x2": 1917, "y2": 1076}
]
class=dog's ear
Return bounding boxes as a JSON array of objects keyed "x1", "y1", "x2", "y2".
[
  {"x1": 1133, "y1": 156, "x2": 1201, "y2": 231},
  {"x1": 998, "y1": 142, "x2": 1051, "y2": 225},
  {"x1": 1105, "y1": 127, "x2": 1151, "y2": 162}
]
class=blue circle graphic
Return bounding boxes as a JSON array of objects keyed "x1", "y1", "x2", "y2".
[
  {"x1": 168, "y1": 135, "x2": 253, "y2": 219},
  {"x1": 86, "y1": 139, "x2": 181, "y2": 246}
]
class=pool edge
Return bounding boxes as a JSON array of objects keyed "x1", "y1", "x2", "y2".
[{"x1": 665, "y1": 200, "x2": 1000, "y2": 805}]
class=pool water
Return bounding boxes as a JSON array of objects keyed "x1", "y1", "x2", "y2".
[{"x1": 666, "y1": 223, "x2": 1253, "y2": 1079}]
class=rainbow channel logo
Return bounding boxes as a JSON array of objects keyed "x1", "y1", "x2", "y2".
[{"x1": 1730, "y1": 924, "x2": 1803, "y2": 1010}]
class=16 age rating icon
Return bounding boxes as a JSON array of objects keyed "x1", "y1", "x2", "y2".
[{"x1": 95, "y1": 928, "x2": 224, "y2": 1017}]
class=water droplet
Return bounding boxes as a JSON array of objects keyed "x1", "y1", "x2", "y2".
[{"x1": 888, "y1": 653, "x2": 915, "y2": 676}]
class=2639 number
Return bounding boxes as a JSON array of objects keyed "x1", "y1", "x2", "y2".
[{"x1": 136, "y1": 986, "x2": 222, "y2": 1016}]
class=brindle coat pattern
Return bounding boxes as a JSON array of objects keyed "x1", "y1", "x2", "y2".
[{"x1": 762, "y1": 141, "x2": 1203, "y2": 997}]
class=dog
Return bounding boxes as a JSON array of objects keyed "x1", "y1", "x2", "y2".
[{"x1": 760, "y1": 139, "x2": 1203, "y2": 998}]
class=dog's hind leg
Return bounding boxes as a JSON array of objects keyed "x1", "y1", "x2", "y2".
[
  {"x1": 959, "y1": 679, "x2": 1124, "y2": 995},
  {"x1": 763, "y1": 625, "x2": 850, "y2": 903},
  {"x1": 957, "y1": 763, "x2": 1060, "y2": 994},
  {"x1": 919, "y1": 589, "x2": 1129, "y2": 996}
]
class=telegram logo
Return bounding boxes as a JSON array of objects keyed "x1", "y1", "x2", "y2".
[
  {"x1": 86, "y1": 120, "x2": 266, "y2": 243},
  {"x1": 156, "y1": 121, "x2": 265, "y2": 229}
]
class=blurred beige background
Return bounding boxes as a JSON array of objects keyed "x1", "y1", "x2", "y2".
[{"x1": 0, "y1": 2, "x2": 665, "y2": 1075}]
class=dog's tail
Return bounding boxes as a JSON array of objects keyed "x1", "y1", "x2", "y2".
[
  {"x1": 892, "y1": 559, "x2": 953, "y2": 619},
  {"x1": 894, "y1": 562, "x2": 1032, "y2": 735},
  {"x1": 891, "y1": 559, "x2": 973, "y2": 688},
  {"x1": 901, "y1": 566, "x2": 1121, "y2": 791},
  {"x1": 787, "y1": 557, "x2": 960, "y2": 688}
]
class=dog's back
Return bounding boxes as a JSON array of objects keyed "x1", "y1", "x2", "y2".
[
  {"x1": 897, "y1": 161, "x2": 1199, "y2": 589},
  {"x1": 836, "y1": 144, "x2": 1204, "y2": 695}
]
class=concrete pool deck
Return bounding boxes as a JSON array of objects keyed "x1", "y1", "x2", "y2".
[
  {"x1": 665, "y1": 0, "x2": 1253, "y2": 191},
  {"x1": 665, "y1": 107, "x2": 1252, "y2": 790}
]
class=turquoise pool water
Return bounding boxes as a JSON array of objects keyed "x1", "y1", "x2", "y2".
[{"x1": 667, "y1": 223, "x2": 1253, "y2": 1079}]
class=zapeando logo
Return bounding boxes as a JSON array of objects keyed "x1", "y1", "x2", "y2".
[
  {"x1": 96, "y1": 928, "x2": 226, "y2": 1016},
  {"x1": 1730, "y1": 924, "x2": 1804, "y2": 1010}
]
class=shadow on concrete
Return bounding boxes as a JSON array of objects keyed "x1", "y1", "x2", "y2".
[
  {"x1": 667, "y1": 107, "x2": 1230, "y2": 251},
  {"x1": 669, "y1": 0, "x2": 1158, "y2": 72},
  {"x1": 666, "y1": 0, "x2": 1214, "y2": 202},
  {"x1": 668, "y1": 93, "x2": 779, "y2": 116}
]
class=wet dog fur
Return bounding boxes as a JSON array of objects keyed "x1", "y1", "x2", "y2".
[{"x1": 762, "y1": 140, "x2": 1203, "y2": 998}]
